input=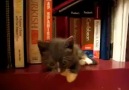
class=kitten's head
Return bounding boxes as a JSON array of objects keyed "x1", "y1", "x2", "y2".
[{"x1": 38, "y1": 36, "x2": 77, "y2": 73}]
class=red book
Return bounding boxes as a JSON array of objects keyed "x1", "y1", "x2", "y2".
[
  {"x1": 55, "y1": 16, "x2": 69, "y2": 38},
  {"x1": 69, "y1": 17, "x2": 81, "y2": 47},
  {"x1": 81, "y1": 17, "x2": 94, "y2": 58},
  {"x1": 43, "y1": 0, "x2": 53, "y2": 42}
]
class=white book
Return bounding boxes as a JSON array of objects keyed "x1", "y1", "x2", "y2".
[
  {"x1": 121, "y1": 0, "x2": 129, "y2": 61},
  {"x1": 28, "y1": 0, "x2": 43, "y2": 63},
  {"x1": 93, "y1": 19, "x2": 101, "y2": 59},
  {"x1": 113, "y1": 0, "x2": 129, "y2": 62},
  {"x1": 13, "y1": 0, "x2": 25, "y2": 67},
  {"x1": 93, "y1": 5, "x2": 101, "y2": 59}
]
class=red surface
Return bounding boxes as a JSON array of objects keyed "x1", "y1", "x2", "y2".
[{"x1": 0, "y1": 60, "x2": 129, "y2": 90}]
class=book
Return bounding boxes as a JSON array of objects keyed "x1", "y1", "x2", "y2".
[
  {"x1": 5, "y1": 0, "x2": 15, "y2": 69},
  {"x1": 69, "y1": 17, "x2": 81, "y2": 46},
  {"x1": 43, "y1": 0, "x2": 53, "y2": 42},
  {"x1": 112, "y1": 0, "x2": 129, "y2": 62},
  {"x1": 28, "y1": 0, "x2": 43, "y2": 64},
  {"x1": 0, "y1": 0, "x2": 8, "y2": 70},
  {"x1": 13, "y1": 0, "x2": 27, "y2": 68},
  {"x1": 26, "y1": 0, "x2": 29, "y2": 64},
  {"x1": 120, "y1": 0, "x2": 129, "y2": 62},
  {"x1": 100, "y1": 0, "x2": 112, "y2": 60},
  {"x1": 54, "y1": 16, "x2": 69, "y2": 38},
  {"x1": 52, "y1": 16, "x2": 57, "y2": 38},
  {"x1": 81, "y1": 17, "x2": 94, "y2": 58},
  {"x1": 93, "y1": 3, "x2": 101, "y2": 59}
]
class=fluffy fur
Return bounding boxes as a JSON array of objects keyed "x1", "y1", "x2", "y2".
[{"x1": 38, "y1": 36, "x2": 97, "y2": 74}]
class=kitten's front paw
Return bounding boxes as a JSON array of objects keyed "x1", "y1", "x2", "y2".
[
  {"x1": 79, "y1": 55, "x2": 98, "y2": 65},
  {"x1": 79, "y1": 60, "x2": 86, "y2": 65},
  {"x1": 66, "y1": 72, "x2": 77, "y2": 83},
  {"x1": 60, "y1": 69, "x2": 78, "y2": 83}
]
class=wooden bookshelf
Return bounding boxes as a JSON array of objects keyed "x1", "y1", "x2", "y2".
[{"x1": 0, "y1": 60, "x2": 129, "y2": 90}]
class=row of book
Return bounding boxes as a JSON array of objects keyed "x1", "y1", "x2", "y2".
[{"x1": 0, "y1": 0, "x2": 129, "y2": 70}]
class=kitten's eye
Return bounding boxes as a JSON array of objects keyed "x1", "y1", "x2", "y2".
[
  {"x1": 65, "y1": 49, "x2": 72, "y2": 55},
  {"x1": 62, "y1": 60, "x2": 68, "y2": 66}
]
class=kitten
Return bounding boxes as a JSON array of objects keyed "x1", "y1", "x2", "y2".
[{"x1": 38, "y1": 36, "x2": 97, "y2": 74}]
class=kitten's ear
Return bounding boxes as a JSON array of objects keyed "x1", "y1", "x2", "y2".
[
  {"x1": 37, "y1": 40, "x2": 49, "y2": 52},
  {"x1": 65, "y1": 36, "x2": 74, "y2": 48}
]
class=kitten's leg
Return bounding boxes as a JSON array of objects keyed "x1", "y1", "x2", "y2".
[{"x1": 79, "y1": 55, "x2": 97, "y2": 65}]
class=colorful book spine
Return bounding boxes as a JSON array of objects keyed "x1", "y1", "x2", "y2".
[
  {"x1": 81, "y1": 17, "x2": 94, "y2": 58},
  {"x1": 28, "y1": 0, "x2": 43, "y2": 63},
  {"x1": 126, "y1": 15, "x2": 129, "y2": 61},
  {"x1": 13, "y1": 0, "x2": 25, "y2": 67},
  {"x1": 43, "y1": 0, "x2": 53, "y2": 42},
  {"x1": 69, "y1": 17, "x2": 81, "y2": 46},
  {"x1": 93, "y1": 4, "x2": 101, "y2": 59}
]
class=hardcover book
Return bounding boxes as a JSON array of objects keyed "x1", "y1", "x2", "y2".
[
  {"x1": 81, "y1": 17, "x2": 94, "y2": 58},
  {"x1": 43, "y1": 0, "x2": 53, "y2": 42},
  {"x1": 28, "y1": 0, "x2": 43, "y2": 64},
  {"x1": 69, "y1": 17, "x2": 81, "y2": 47},
  {"x1": 54, "y1": 16, "x2": 69, "y2": 38},
  {"x1": 0, "y1": 0, "x2": 8, "y2": 70},
  {"x1": 100, "y1": 0, "x2": 112, "y2": 60},
  {"x1": 13, "y1": 0, "x2": 27, "y2": 68},
  {"x1": 93, "y1": 3, "x2": 101, "y2": 59}
]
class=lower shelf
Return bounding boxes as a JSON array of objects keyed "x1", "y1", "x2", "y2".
[{"x1": 0, "y1": 60, "x2": 129, "y2": 90}]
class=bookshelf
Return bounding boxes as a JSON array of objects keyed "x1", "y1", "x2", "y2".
[
  {"x1": 0, "y1": 60, "x2": 129, "y2": 90},
  {"x1": 0, "y1": 0, "x2": 129, "y2": 90}
]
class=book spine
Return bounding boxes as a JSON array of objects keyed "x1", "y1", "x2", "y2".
[
  {"x1": 6, "y1": 0, "x2": 12, "y2": 68},
  {"x1": 81, "y1": 18, "x2": 94, "y2": 58},
  {"x1": 28, "y1": 0, "x2": 43, "y2": 64},
  {"x1": 0, "y1": 0, "x2": 8, "y2": 70},
  {"x1": 13, "y1": 0, "x2": 25, "y2": 68},
  {"x1": 52, "y1": 16, "x2": 57, "y2": 38},
  {"x1": 55, "y1": 16, "x2": 69, "y2": 38},
  {"x1": 43, "y1": 0, "x2": 53, "y2": 42},
  {"x1": 69, "y1": 17, "x2": 81, "y2": 47},
  {"x1": 26, "y1": 0, "x2": 29, "y2": 64},
  {"x1": 100, "y1": 0, "x2": 111, "y2": 60},
  {"x1": 120, "y1": 0, "x2": 129, "y2": 62},
  {"x1": 93, "y1": 5, "x2": 101, "y2": 59}
]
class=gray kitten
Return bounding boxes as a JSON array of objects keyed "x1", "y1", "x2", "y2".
[{"x1": 38, "y1": 36, "x2": 97, "y2": 74}]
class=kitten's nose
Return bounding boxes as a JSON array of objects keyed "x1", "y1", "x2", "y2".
[{"x1": 57, "y1": 68, "x2": 61, "y2": 72}]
